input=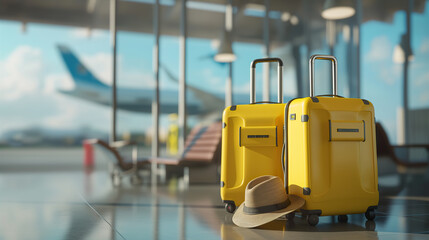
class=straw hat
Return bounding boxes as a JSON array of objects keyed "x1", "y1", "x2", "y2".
[{"x1": 232, "y1": 175, "x2": 305, "y2": 228}]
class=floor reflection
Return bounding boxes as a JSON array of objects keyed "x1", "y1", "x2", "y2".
[{"x1": 1, "y1": 157, "x2": 429, "y2": 239}]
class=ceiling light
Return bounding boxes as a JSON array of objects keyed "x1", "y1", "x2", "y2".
[
  {"x1": 290, "y1": 16, "x2": 299, "y2": 25},
  {"x1": 214, "y1": 31, "x2": 236, "y2": 63},
  {"x1": 322, "y1": 0, "x2": 355, "y2": 20},
  {"x1": 393, "y1": 34, "x2": 414, "y2": 63},
  {"x1": 215, "y1": 0, "x2": 236, "y2": 63},
  {"x1": 281, "y1": 12, "x2": 291, "y2": 22}
]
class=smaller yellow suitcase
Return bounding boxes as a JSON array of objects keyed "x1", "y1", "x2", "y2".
[
  {"x1": 220, "y1": 58, "x2": 286, "y2": 213},
  {"x1": 283, "y1": 55, "x2": 379, "y2": 226}
]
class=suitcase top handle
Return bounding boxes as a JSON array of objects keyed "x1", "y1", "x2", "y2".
[
  {"x1": 250, "y1": 58, "x2": 284, "y2": 104},
  {"x1": 309, "y1": 55, "x2": 338, "y2": 98}
]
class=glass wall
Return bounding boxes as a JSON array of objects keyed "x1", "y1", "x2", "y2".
[
  {"x1": 0, "y1": 0, "x2": 428, "y2": 151},
  {"x1": 0, "y1": 22, "x2": 111, "y2": 147},
  {"x1": 269, "y1": 0, "x2": 429, "y2": 145}
]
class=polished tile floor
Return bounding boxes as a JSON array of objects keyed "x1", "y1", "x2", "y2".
[{"x1": 1, "y1": 149, "x2": 429, "y2": 239}]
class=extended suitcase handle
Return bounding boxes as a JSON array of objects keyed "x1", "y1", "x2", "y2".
[
  {"x1": 309, "y1": 55, "x2": 337, "y2": 97},
  {"x1": 250, "y1": 58, "x2": 284, "y2": 104}
]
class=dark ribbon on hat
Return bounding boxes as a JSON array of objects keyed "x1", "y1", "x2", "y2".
[{"x1": 243, "y1": 199, "x2": 291, "y2": 215}]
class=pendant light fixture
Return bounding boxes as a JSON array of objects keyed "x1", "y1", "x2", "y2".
[
  {"x1": 215, "y1": 0, "x2": 236, "y2": 63},
  {"x1": 321, "y1": 0, "x2": 355, "y2": 20}
]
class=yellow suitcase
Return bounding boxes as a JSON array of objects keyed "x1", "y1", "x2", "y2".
[
  {"x1": 283, "y1": 55, "x2": 379, "y2": 226},
  {"x1": 220, "y1": 58, "x2": 285, "y2": 213}
]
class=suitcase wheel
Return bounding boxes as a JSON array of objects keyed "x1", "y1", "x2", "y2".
[
  {"x1": 306, "y1": 214, "x2": 319, "y2": 226},
  {"x1": 225, "y1": 202, "x2": 236, "y2": 213},
  {"x1": 338, "y1": 215, "x2": 348, "y2": 223},
  {"x1": 365, "y1": 220, "x2": 376, "y2": 231},
  {"x1": 286, "y1": 212, "x2": 295, "y2": 221},
  {"x1": 365, "y1": 209, "x2": 376, "y2": 220}
]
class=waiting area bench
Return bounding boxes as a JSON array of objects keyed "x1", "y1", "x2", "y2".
[
  {"x1": 151, "y1": 121, "x2": 222, "y2": 184},
  {"x1": 376, "y1": 122, "x2": 429, "y2": 171},
  {"x1": 86, "y1": 121, "x2": 222, "y2": 186}
]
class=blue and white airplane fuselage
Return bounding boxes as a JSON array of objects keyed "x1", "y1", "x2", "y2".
[
  {"x1": 57, "y1": 45, "x2": 287, "y2": 116},
  {"x1": 57, "y1": 45, "x2": 230, "y2": 115}
]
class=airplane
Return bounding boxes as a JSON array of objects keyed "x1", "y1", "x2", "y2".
[{"x1": 57, "y1": 45, "x2": 287, "y2": 116}]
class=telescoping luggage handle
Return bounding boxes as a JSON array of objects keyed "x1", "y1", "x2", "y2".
[
  {"x1": 309, "y1": 55, "x2": 337, "y2": 97},
  {"x1": 250, "y1": 58, "x2": 284, "y2": 104}
]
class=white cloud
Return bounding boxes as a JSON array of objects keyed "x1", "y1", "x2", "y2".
[
  {"x1": 211, "y1": 39, "x2": 220, "y2": 50},
  {"x1": 201, "y1": 68, "x2": 223, "y2": 90},
  {"x1": 0, "y1": 46, "x2": 155, "y2": 136},
  {"x1": 0, "y1": 46, "x2": 43, "y2": 101},
  {"x1": 43, "y1": 73, "x2": 75, "y2": 94},
  {"x1": 419, "y1": 92, "x2": 429, "y2": 103},
  {"x1": 80, "y1": 52, "x2": 155, "y2": 89},
  {"x1": 283, "y1": 68, "x2": 297, "y2": 96},
  {"x1": 420, "y1": 37, "x2": 429, "y2": 53},
  {"x1": 234, "y1": 82, "x2": 250, "y2": 94},
  {"x1": 119, "y1": 70, "x2": 155, "y2": 89},
  {"x1": 42, "y1": 95, "x2": 110, "y2": 131},
  {"x1": 363, "y1": 36, "x2": 403, "y2": 86},
  {"x1": 365, "y1": 36, "x2": 393, "y2": 62},
  {"x1": 379, "y1": 64, "x2": 402, "y2": 85},
  {"x1": 414, "y1": 72, "x2": 429, "y2": 87},
  {"x1": 70, "y1": 27, "x2": 107, "y2": 39},
  {"x1": 81, "y1": 52, "x2": 113, "y2": 85},
  {"x1": 43, "y1": 100, "x2": 80, "y2": 129}
]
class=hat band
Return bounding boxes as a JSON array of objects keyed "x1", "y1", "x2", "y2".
[{"x1": 243, "y1": 199, "x2": 291, "y2": 215}]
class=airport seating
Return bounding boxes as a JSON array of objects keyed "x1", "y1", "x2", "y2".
[
  {"x1": 86, "y1": 121, "x2": 222, "y2": 186},
  {"x1": 376, "y1": 122, "x2": 429, "y2": 172},
  {"x1": 150, "y1": 121, "x2": 222, "y2": 184},
  {"x1": 85, "y1": 139, "x2": 148, "y2": 186}
]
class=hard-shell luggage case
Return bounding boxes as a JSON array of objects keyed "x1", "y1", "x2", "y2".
[
  {"x1": 221, "y1": 58, "x2": 286, "y2": 213},
  {"x1": 284, "y1": 55, "x2": 379, "y2": 226}
]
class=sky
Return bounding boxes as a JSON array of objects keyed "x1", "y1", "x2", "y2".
[
  {"x1": 0, "y1": 2, "x2": 428, "y2": 144},
  {"x1": 0, "y1": 21, "x2": 265, "y2": 138},
  {"x1": 360, "y1": 7, "x2": 429, "y2": 142}
]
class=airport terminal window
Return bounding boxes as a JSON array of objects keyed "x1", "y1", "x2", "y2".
[
  {"x1": 361, "y1": 13, "x2": 403, "y2": 144},
  {"x1": 0, "y1": 22, "x2": 111, "y2": 147},
  {"x1": 409, "y1": 3, "x2": 429, "y2": 110},
  {"x1": 409, "y1": 2, "x2": 429, "y2": 145},
  {"x1": 227, "y1": 42, "x2": 263, "y2": 104},
  {"x1": 116, "y1": 31, "x2": 158, "y2": 150},
  {"x1": 1, "y1": 0, "x2": 428, "y2": 151}
]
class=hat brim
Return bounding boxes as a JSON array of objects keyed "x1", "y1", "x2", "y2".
[{"x1": 232, "y1": 195, "x2": 305, "y2": 228}]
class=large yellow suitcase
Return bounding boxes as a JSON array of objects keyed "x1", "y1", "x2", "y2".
[
  {"x1": 220, "y1": 58, "x2": 285, "y2": 213},
  {"x1": 284, "y1": 55, "x2": 379, "y2": 226}
]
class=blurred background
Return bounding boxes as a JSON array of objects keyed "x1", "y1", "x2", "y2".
[
  {"x1": 0, "y1": 0, "x2": 428, "y2": 166},
  {"x1": 1, "y1": 0, "x2": 429, "y2": 239}
]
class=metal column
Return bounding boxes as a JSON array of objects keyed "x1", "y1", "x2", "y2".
[
  {"x1": 403, "y1": 0, "x2": 413, "y2": 144},
  {"x1": 152, "y1": 196, "x2": 159, "y2": 240},
  {"x1": 178, "y1": 0, "x2": 187, "y2": 153},
  {"x1": 292, "y1": 45, "x2": 303, "y2": 97},
  {"x1": 263, "y1": 0, "x2": 270, "y2": 101},
  {"x1": 179, "y1": 202, "x2": 186, "y2": 240},
  {"x1": 152, "y1": 0, "x2": 161, "y2": 184},
  {"x1": 225, "y1": 0, "x2": 233, "y2": 107},
  {"x1": 327, "y1": 20, "x2": 335, "y2": 94},
  {"x1": 152, "y1": 0, "x2": 160, "y2": 157},
  {"x1": 109, "y1": 0, "x2": 117, "y2": 143},
  {"x1": 355, "y1": 0, "x2": 362, "y2": 98},
  {"x1": 225, "y1": 63, "x2": 233, "y2": 107}
]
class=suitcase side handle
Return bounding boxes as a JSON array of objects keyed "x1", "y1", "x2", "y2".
[
  {"x1": 250, "y1": 58, "x2": 284, "y2": 104},
  {"x1": 309, "y1": 55, "x2": 337, "y2": 97}
]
